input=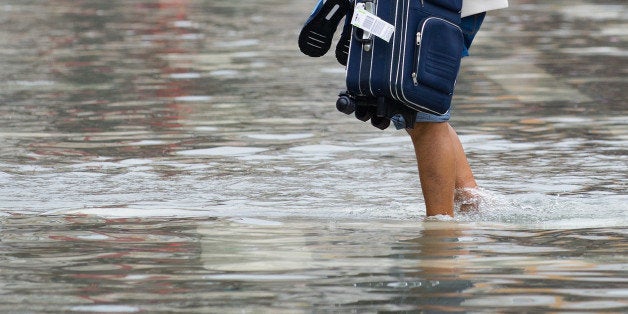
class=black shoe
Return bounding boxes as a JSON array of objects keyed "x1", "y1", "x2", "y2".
[
  {"x1": 335, "y1": 5, "x2": 354, "y2": 66},
  {"x1": 298, "y1": 0, "x2": 352, "y2": 58}
]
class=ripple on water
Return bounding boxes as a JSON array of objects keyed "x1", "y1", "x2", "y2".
[
  {"x1": 172, "y1": 95, "x2": 213, "y2": 102},
  {"x1": 462, "y1": 295, "x2": 559, "y2": 308},
  {"x1": 169, "y1": 72, "x2": 201, "y2": 79},
  {"x1": 288, "y1": 144, "x2": 359, "y2": 154},
  {"x1": 0, "y1": 0, "x2": 626, "y2": 312},
  {"x1": 176, "y1": 146, "x2": 268, "y2": 156},
  {"x1": 246, "y1": 133, "x2": 314, "y2": 140},
  {"x1": 69, "y1": 305, "x2": 141, "y2": 313}
]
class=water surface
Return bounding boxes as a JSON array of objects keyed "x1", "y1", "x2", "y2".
[
  {"x1": 2, "y1": 216, "x2": 627, "y2": 313},
  {"x1": 0, "y1": 0, "x2": 626, "y2": 312}
]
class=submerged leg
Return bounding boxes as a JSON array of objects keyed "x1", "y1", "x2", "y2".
[
  {"x1": 408, "y1": 122, "x2": 456, "y2": 217},
  {"x1": 447, "y1": 124, "x2": 481, "y2": 212},
  {"x1": 408, "y1": 122, "x2": 478, "y2": 216}
]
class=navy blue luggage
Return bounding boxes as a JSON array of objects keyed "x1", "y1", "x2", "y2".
[{"x1": 337, "y1": 0, "x2": 464, "y2": 129}]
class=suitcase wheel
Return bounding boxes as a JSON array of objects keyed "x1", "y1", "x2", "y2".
[
  {"x1": 371, "y1": 116, "x2": 391, "y2": 130},
  {"x1": 355, "y1": 105, "x2": 373, "y2": 122},
  {"x1": 336, "y1": 94, "x2": 356, "y2": 115}
]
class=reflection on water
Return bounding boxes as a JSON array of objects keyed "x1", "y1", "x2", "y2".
[
  {"x1": 0, "y1": 217, "x2": 626, "y2": 312},
  {"x1": 0, "y1": 0, "x2": 624, "y2": 221},
  {"x1": 0, "y1": 0, "x2": 626, "y2": 312}
]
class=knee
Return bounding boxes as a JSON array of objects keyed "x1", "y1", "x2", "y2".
[{"x1": 407, "y1": 122, "x2": 450, "y2": 140}]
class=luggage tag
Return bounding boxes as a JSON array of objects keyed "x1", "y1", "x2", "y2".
[{"x1": 351, "y1": 3, "x2": 395, "y2": 42}]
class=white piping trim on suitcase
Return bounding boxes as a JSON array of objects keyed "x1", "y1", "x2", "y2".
[
  {"x1": 388, "y1": 0, "x2": 399, "y2": 99},
  {"x1": 368, "y1": 1, "x2": 378, "y2": 96},
  {"x1": 387, "y1": 0, "x2": 393, "y2": 98},
  {"x1": 401, "y1": 0, "x2": 411, "y2": 102},
  {"x1": 398, "y1": 0, "x2": 412, "y2": 107},
  {"x1": 345, "y1": 9, "x2": 356, "y2": 93},
  {"x1": 388, "y1": 0, "x2": 399, "y2": 96},
  {"x1": 390, "y1": 0, "x2": 399, "y2": 99},
  {"x1": 399, "y1": 0, "x2": 437, "y2": 113},
  {"x1": 357, "y1": 1, "x2": 366, "y2": 97},
  {"x1": 359, "y1": 38, "x2": 366, "y2": 95},
  {"x1": 399, "y1": 0, "x2": 413, "y2": 109}
]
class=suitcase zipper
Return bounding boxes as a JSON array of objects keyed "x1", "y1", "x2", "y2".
[
  {"x1": 411, "y1": 30, "x2": 423, "y2": 86},
  {"x1": 411, "y1": 17, "x2": 461, "y2": 86}
]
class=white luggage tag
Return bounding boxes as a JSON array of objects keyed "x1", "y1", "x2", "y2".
[{"x1": 351, "y1": 3, "x2": 395, "y2": 42}]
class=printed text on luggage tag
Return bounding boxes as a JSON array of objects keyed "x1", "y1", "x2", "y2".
[{"x1": 351, "y1": 3, "x2": 395, "y2": 42}]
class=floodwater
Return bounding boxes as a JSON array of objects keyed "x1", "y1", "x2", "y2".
[{"x1": 0, "y1": 0, "x2": 626, "y2": 312}]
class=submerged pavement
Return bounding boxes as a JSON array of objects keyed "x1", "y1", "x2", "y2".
[
  {"x1": 0, "y1": 0, "x2": 625, "y2": 217},
  {"x1": 0, "y1": 0, "x2": 626, "y2": 313},
  {"x1": 0, "y1": 0, "x2": 624, "y2": 217}
]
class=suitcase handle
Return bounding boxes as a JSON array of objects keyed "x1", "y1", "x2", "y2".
[
  {"x1": 352, "y1": 27, "x2": 373, "y2": 45},
  {"x1": 353, "y1": 0, "x2": 374, "y2": 51}
]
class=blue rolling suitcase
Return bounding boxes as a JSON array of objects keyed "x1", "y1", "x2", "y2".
[{"x1": 336, "y1": 0, "x2": 464, "y2": 129}]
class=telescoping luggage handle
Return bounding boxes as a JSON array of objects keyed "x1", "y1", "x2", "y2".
[
  {"x1": 352, "y1": 0, "x2": 374, "y2": 51},
  {"x1": 351, "y1": 0, "x2": 395, "y2": 51}
]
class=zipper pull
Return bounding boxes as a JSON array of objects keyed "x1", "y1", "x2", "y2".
[
  {"x1": 416, "y1": 32, "x2": 422, "y2": 45},
  {"x1": 412, "y1": 73, "x2": 418, "y2": 86}
]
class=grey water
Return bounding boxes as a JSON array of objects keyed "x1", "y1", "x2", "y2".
[{"x1": 0, "y1": 0, "x2": 626, "y2": 312}]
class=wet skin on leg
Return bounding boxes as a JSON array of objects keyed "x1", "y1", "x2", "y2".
[
  {"x1": 448, "y1": 124, "x2": 481, "y2": 212},
  {"x1": 448, "y1": 123, "x2": 477, "y2": 190},
  {"x1": 407, "y1": 122, "x2": 477, "y2": 217}
]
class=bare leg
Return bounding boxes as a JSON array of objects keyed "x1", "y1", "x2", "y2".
[
  {"x1": 407, "y1": 122, "x2": 456, "y2": 217},
  {"x1": 448, "y1": 124, "x2": 477, "y2": 190},
  {"x1": 447, "y1": 124, "x2": 480, "y2": 212},
  {"x1": 407, "y1": 122, "x2": 477, "y2": 216}
]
